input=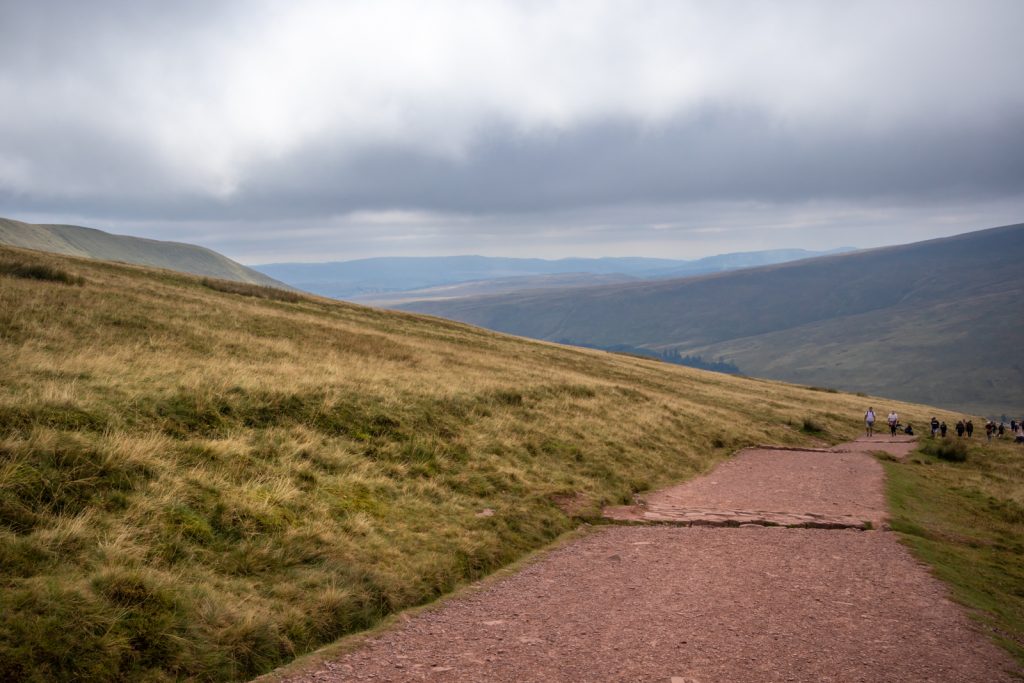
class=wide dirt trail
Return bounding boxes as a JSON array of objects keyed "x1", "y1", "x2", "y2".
[{"x1": 275, "y1": 436, "x2": 1018, "y2": 682}]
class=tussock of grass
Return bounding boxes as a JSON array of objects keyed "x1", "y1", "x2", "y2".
[
  {"x1": 920, "y1": 437, "x2": 968, "y2": 462},
  {"x1": 201, "y1": 277, "x2": 304, "y2": 303},
  {"x1": 0, "y1": 259, "x2": 84, "y2": 285},
  {"x1": 0, "y1": 244, "x2": 961, "y2": 681},
  {"x1": 885, "y1": 439, "x2": 1024, "y2": 665},
  {"x1": 801, "y1": 418, "x2": 825, "y2": 434}
]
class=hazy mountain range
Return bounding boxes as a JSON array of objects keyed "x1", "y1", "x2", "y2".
[
  {"x1": 399, "y1": 223, "x2": 1024, "y2": 417},
  {"x1": 0, "y1": 217, "x2": 289, "y2": 289},
  {"x1": 253, "y1": 248, "x2": 853, "y2": 300}
]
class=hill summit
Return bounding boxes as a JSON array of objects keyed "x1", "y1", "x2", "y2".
[{"x1": 0, "y1": 217, "x2": 289, "y2": 289}]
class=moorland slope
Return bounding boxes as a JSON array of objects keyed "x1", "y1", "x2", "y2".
[
  {"x1": 0, "y1": 217, "x2": 289, "y2": 289},
  {"x1": 0, "y1": 244, "x2": 958, "y2": 681},
  {"x1": 402, "y1": 223, "x2": 1024, "y2": 416}
]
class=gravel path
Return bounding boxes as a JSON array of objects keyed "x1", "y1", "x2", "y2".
[
  {"x1": 273, "y1": 438, "x2": 1019, "y2": 682},
  {"x1": 604, "y1": 445, "x2": 888, "y2": 528}
]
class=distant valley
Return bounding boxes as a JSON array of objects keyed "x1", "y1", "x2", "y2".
[
  {"x1": 398, "y1": 224, "x2": 1024, "y2": 417},
  {"x1": 253, "y1": 248, "x2": 851, "y2": 300}
]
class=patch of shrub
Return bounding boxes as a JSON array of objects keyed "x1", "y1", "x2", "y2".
[
  {"x1": 801, "y1": 418, "x2": 825, "y2": 434},
  {"x1": 0, "y1": 260, "x2": 84, "y2": 285},
  {"x1": 489, "y1": 390, "x2": 524, "y2": 407},
  {"x1": 0, "y1": 404, "x2": 109, "y2": 435},
  {"x1": 921, "y1": 437, "x2": 968, "y2": 462},
  {"x1": 147, "y1": 389, "x2": 407, "y2": 441},
  {"x1": 0, "y1": 534, "x2": 54, "y2": 577},
  {"x1": 200, "y1": 278, "x2": 304, "y2": 303},
  {"x1": 91, "y1": 569, "x2": 190, "y2": 671},
  {"x1": 987, "y1": 496, "x2": 1024, "y2": 525},
  {"x1": 0, "y1": 581, "x2": 126, "y2": 682},
  {"x1": 0, "y1": 435, "x2": 153, "y2": 532}
]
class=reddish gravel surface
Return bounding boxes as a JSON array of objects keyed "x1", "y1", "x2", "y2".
[
  {"x1": 272, "y1": 438, "x2": 1019, "y2": 683},
  {"x1": 604, "y1": 445, "x2": 888, "y2": 528}
]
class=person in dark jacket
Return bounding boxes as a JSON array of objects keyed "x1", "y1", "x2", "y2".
[
  {"x1": 930, "y1": 417, "x2": 939, "y2": 438},
  {"x1": 940, "y1": 421, "x2": 948, "y2": 437},
  {"x1": 956, "y1": 420, "x2": 965, "y2": 438},
  {"x1": 966, "y1": 419, "x2": 974, "y2": 438}
]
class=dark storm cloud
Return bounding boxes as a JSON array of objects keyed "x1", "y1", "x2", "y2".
[
  {"x1": 1, "y1": 1, "x2": 1023, "y2": 259},
  {"x1": 234, "y1": 108, "x2": 1024, "y2": 217}
]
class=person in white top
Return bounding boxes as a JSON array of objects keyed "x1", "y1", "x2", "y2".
[
  {"x1": 888, "y1": 411, "x2": 899, "y2": 437},
  {"x1": 865, "y1": 407, "x2": 876, "y2": 436}
]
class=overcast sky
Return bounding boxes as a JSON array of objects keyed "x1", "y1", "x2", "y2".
[{"x1": 2, "y1": 1, "x2": 1022, "y2": 263}]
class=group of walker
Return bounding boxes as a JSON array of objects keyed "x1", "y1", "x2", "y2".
[
  {"x1": 864, "y1": 406, "x2": 1024, "y2": 444},
  {"x1": 863, "y1": 407, "x2": 911, "y2": 437}
]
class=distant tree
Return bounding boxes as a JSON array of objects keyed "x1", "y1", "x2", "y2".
[{"x1": 566, "y1": 341, "x2": 741, "y2": 375}]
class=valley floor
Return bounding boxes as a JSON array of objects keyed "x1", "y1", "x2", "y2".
[{"x1": 266, "y1": 438, "x2": 1018, "y2": 682}]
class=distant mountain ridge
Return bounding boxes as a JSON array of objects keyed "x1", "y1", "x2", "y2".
[
  {"x1": 0, "y1": 217, "x2": 290, "y2": 289},
  {"x1": 349, "y1": 272, "x2": 641, "y2": 307},
  {"x1": 398, "y1": 224, "x2": 1024, "y2": 416},
  {"x1": 253, "y1": 248, "x2": 851, "y2": 300}
]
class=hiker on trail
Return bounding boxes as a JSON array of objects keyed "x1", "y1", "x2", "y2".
[
  {"x1": 887, "y1": 411, "x2": 899, "y2": 437},
  {"x1": 956, "y1": 420, "x2": 965, "y2": 438},
  {"x1": 940, "y1": 421, "x2": 948, "y2": 437},
  {"x1": 930, "y1": 417, "x2": 939, "y2": 438},
  {"x1": 966, "y1": 420, "x2": 974, "y2": 438},
  {"x1": 865, "y1": 407, "x2": 876, "y2": 436},
  {"x1": 904, "y1": 424, "x2": 914, "y2": 435},
  {"x1": 998, "y1": 422, "x2": 1005, "y2": 438},
  {"x1": 986, "y1": 421, "x2": 994, "y2": 441}
]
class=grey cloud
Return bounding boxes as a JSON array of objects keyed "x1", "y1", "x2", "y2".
[
  {"x1": 1, "y1": 1, "x2": 1023, "y2": 260},
  {"x1": 82, "y1": 106, "x2": 1024, "y2": 219}
]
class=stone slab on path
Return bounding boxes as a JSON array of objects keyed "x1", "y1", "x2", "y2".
[
  {"x1": 271, "y1": 437, "x2": 1020, "y2": 682},
  {"x1": 837, "y1": 434, "x2": 918, "y2": 460},
  {"x1": 604, "y1": 443, "x2": 891, "y2": 529}
]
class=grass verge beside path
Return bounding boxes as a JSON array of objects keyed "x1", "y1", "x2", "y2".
[{"x1": 884, "y1": 437, "x2": 1024, "y2": 666}]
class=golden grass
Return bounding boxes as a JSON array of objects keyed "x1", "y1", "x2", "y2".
[{"x1": 0, "y1": 244, "x2": 967, "y2": 681}]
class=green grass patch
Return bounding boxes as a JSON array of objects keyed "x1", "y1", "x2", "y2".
[
  {"x1": 801, "y1": 417, "x2": 825, "y2": 434},
  {"x1": 884, "y1": 438, "x2": 1024, "y2": 665},
  {"x1": 920, "y1": 436, "x2": 968, "y2": 462},
  {"x1": 200, "y1": 277, "x2": 304, "y2": 302},
  {"x1": 0, "y1": 259, "x2": 84, "y2": 285}
]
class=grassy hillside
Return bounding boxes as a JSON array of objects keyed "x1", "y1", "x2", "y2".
[
  {"x1": 0, "y1": 244, "x2": 960, "y2": 681},
  {"x1": 0, "y1": 217, "x2": 289, "y2": 289},
  {"x1": 885, "y1": 437, "x2": 1024, "y2": 665},
  {"x1": 401, "y1": 223, "x2": 1024, "y2": 416}
]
